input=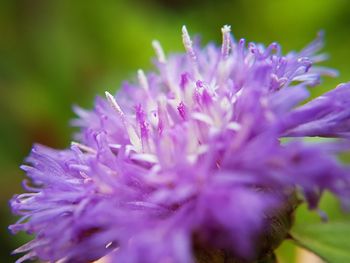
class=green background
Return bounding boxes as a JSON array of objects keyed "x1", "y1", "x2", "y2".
[{"x1": 1, "y1": 0, "x2": 350, "y2": 262}]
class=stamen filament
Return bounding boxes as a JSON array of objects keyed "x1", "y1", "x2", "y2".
[
  {"x1": 182, "y1": 25, "x2": 197, "y2": 63},
  {"x1": 71, "y1": 142, "x2": 96, "y2": 154},
  {"x1": 182, "y1": 25, "x2": 200, "y2": 78},
  {"x1": 137, "y1": 69, "x2": 149, "y2": 91},
  {"x1": 221, "y1": 25, "x2": 231, "y2": 58},
  {"x1": 152, "y1": 40, "x2": 166, "y2": 63},
  {"x1": 105, "y1": 91, "x2": 142, "y2": 151},
  {"x1": 105, "y1": 91, "x2": 125, "y2": 121}
]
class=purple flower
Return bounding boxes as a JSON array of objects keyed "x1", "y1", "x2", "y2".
[{"x1": 10, "y1": 26, "x2": 350, "y2": 263}]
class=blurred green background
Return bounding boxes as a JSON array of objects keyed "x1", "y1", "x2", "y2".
[{"x1": 1, "y1": 0, "x2": 350, "y2": 262}]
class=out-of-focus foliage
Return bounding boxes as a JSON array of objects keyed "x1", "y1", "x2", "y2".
[
  {"x1": 292, "y1": 222, "x2": 350, "y2": 263},
  {"x1": 1, "y1": 0, "x2": 350, "y2": 262},
  {"x1": 288, "y1": 192, "x2": 350, "y2": 263}
]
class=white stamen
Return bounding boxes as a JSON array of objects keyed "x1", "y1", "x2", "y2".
[
  {"x1": 108, "y1": 143, "x2": 122, "y2": 150},
  {"x1": 105, "y1": 91, "x2": 142, "y2": 151},
  {"x1": 131, "y1": 153, "x2": 158, "y2": 164},
  {"x1": 152, "y1": 41, "x2": 179, "y2": 97},
  {"x1": 149, "y1": 164, "x2": 161, "y2": 174},
  {"x1": 197, "y1": 144, "x2": 209, "y2": 154},
  {"x1": 182, "y1": 25, "x2": 197, "y2": 63},
  {"x1": 71, "y1": 141, "x2": 96, "y2": 154},
  {"x1": 125, "y1": 145, "x2": 137, "y2": 155},
  {"x1": 191, "y1": 112, "x2": 214, "y2": 125},
  {"x1": 227, "y1": 122, "x2": 241, "y2": 131},
  {"x1": 221, "y1": 25, "x2": 231, "y2": 58},
  {"x1": 152, "y1": 40, "x2": 166, "y2": 63},
  {"x1": 188, "y1": 145, "x2": 209, "y2": 164},
  {"x1": 126, "y1": 127, "x2": 142, "y2": 152},
  {"x1": 137, "y1": 69, "x2": 149, "y2": 91},
  {"x1": 105, "y1": 242, "x2": 113, "y2": 249},
  {"x1": 105, "y1": 91, "x2": 125, "y2": 121},
  {"x1": 187, "y1": 154, "x2": 197, "y2": 164}
]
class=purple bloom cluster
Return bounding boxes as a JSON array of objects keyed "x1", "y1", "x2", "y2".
[{"x1": 10, "y1": 26, "x2": 350, "y2": 263}]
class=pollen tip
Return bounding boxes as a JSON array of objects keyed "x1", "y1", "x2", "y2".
[
  {"x1": 221, "y1": 24, "x2": 231, "y2": 33},
  {"x1": 152, "y1": 40, "x2": 166, "y2": 63},
  {"x1": 221, "y1": 25, "x2": 232, "y2": 58},
  {"x1": 182, "y1": 25, "x2": 199, "y2": 72},
  {"x1": 71, "y1": 141, "x2": 96, "y2": 154},
  {"x1": 182, "y1": 26, "x2": 193, "y2": 52},
  {"x1": 105, "y1": 91, "x2": 113, "y2": 101},
  {"x1": 137, "y1": 69, "x2": 149, "y2": 91},
  {"x1": 105, "y1": 91, "x2": 124, "y2": 119}
]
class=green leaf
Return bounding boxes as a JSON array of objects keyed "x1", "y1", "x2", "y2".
[
  {"x1": 291, "y1": 222, "x2": 350, "y2": 263},
  {"x1": 275, "y1": 239, "x2": 297, "y2": 263}
]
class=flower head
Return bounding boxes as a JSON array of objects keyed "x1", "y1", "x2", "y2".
[{"x1": 10, "y1": 26, "x2": 350, "y2": 263}]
